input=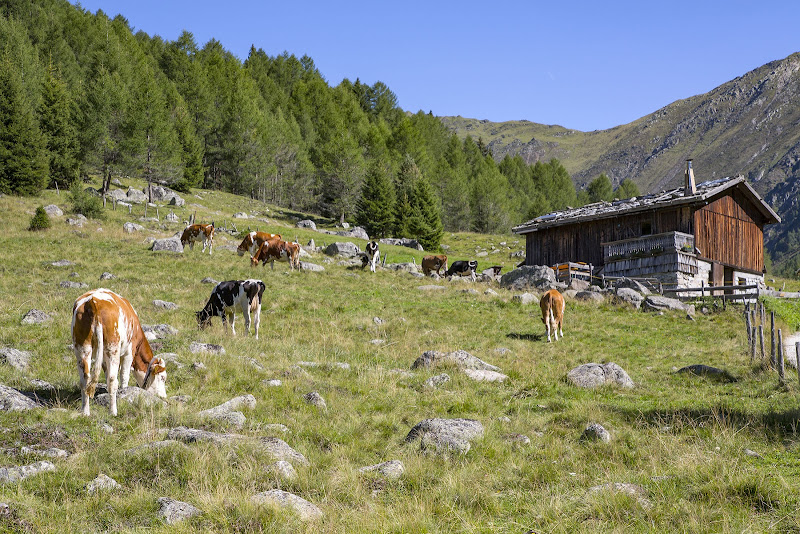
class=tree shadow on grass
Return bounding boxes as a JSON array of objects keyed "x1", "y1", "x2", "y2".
[{"x1": 507, "y1": 332, "x2": 545, "y2": 342}]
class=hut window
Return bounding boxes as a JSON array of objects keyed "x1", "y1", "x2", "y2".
[{"x1": 641, "y1": 221, "x2": 652, "y2": 235}]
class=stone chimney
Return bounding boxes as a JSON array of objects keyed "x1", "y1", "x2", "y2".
[{"x1": 684, "y1": 159, "x2": 696, "y2": 195}]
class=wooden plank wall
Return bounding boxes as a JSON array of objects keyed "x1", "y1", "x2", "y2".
[{"x1": 694, "y1": 193, "x2": 764, "y2": 273}]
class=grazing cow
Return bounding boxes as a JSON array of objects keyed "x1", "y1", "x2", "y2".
[
  {"x1": 237, "y1": 231, "x2": 282, "y2": 257},
  {"x1": 422, "y1": 255, "x2": 448, "y2": 277},
  {"x1": 539, "y1": 289, "x2": 565, "y2": 342},
  {"x1": 445, "y1": 260, "x2": 478, "y2": 281},
  {"x1": 180, "y1": 223, "x2": 214, "y2": 254},
  {"x1": 196, "y1": 279, "x2": 266, "y2": 339},
  {"x1": 72, "y1": 289, "x2": 167, "y2": 416},
  {"x1": 361, "y1": 241, "x2": 379, "y2": 272},
  {"x1": 483, "y1": 265, "x2": 503, "y2": 277},
  {"x1": 251, "y1": 239, "x2": 301, "y2": 270}
]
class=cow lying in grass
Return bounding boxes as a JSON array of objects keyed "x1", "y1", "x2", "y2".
[
  {"x1": 180, "y1": 223, "x2": 214, "y2": 254},
  {"x1": 196, "y1": 279, "x2": 266, "y2": 339},
  {"x1": 72, "y1": 288, "x2": 167, "y2": 416},
  {"x1": 539, "y1": 289, "x2": 565, "y2": 342}
]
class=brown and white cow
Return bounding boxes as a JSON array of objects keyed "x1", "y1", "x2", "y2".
[
  {"x1": 421, "y1": 255, "x2": 448, "y2": 277},
  {"x1": 251, "y1": 239, "x2": 300, "y2": 270},
  {"x1": 72, "y1": 289, "x2": 167, "y2": 416},
  {"x1": 237, "y1": 231, "x2": 282, "y2": 257},
  {"x1": 180, "y1": 223, "x2": 214, "y2": 254},
  {"x1": 539, "y1": 289, "x2": 565, "y2": 342}
]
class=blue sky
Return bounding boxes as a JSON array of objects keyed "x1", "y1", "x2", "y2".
[{"x1": 71, "y1": 0, "x2": 799, "y2": 131}]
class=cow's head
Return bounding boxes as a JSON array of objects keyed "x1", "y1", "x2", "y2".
[
  {"x1": 468, "y1": 260, "x2": 478, "y2": 271},
  {"x1": 250, "y1": 255, "x2": 260, "y2": 268},
  {"x1": 237, "y1": 234, "x2": 253, "y2": 256},
  {"x1": 196, "y1": 309, "x2": 213, "y2": 329},
  {"x1": 142, "y1": 356, "x2": 167, "y2": 398}
]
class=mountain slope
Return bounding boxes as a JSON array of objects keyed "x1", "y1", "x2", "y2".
[{"x1": 441, "y1": 52, "x2": 800, "y2": 272}]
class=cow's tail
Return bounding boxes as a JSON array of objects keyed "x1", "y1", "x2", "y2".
[{"x1": 86, "y1": 320, "x2": 104, "y2": 398}]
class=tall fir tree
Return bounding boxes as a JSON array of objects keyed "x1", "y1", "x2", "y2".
[
  {"x1": 356, "y1": 162, "x2": 396, "y2": 238},
  {"x1": 410, "y1": 175, "x2": 444, "y2": 250},
  {"x1": 39, "y1": 61, "x2": 79, "y2": 189}
]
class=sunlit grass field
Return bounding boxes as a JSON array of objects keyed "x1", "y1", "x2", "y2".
[{"x1": 1, "y1": 180, "x2": 799, "y2": 532}]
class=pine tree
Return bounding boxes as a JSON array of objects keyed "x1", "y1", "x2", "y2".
[
  {"x1": 587, "y1": 173, "x2": 614, "y2": 202},
  {"x1": 39, "y1": 61, "x2": 79, "y2": 189},
  {"x1": 411, "y1": 175, "x2": 443, "y2": 250},
  {"x1": 615, "y1": 178, "x2": 641, "y2": 199},
  {"x1": 356, "y1": 163, "x2": 396, "y2": 238},
  {"x1": 29, "y1": 205, "x2": 51, "y2": 231}
]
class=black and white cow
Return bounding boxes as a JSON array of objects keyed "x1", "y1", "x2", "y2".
[
  {"x1": 445, "y1": 260, "x2": 478, "y2": 281},
  {"x1": 196, "y1": 279, "x2": 266, "y2": 339},
  {"x1": 361, "y1": 241, "x2": 379, "y2": 273}
]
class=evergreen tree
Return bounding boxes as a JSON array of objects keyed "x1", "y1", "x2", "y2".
[
  {"x1": 615, "y1": 178, "x2": 641, "y2": 199},
  {"x1": 587, "y1": 173, "x2": 614, "y2": 202},
  {"x1": 29, "y1": 205, "x2": 51, "y2": 231},
  {"x1": 411, "y1": 175, "x2": 444, "y2": 250},
  {"x1": 356, "y1": 162, "x2": 396, "y2": 238},
  {"x1": 39, "y1": 61, "x2": 79, "y2": 189}
]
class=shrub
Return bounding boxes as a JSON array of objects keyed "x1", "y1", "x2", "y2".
[
  {"x1": 28, "y1": 206, "x2": 51, "y2": 231},
  {"x1": 69, "y1": 181, "x2": 104, "y2": 219}
]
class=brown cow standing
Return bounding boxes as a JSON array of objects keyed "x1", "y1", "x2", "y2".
[
  {"x1": 539, "y1": 289, "x2": 565, "y2": 342},
  {"x1": 72, "y1": 289, "x2": 167, "y2": 416},
  {"x1": 251, "y1": 239, "x2": 301, "y2": 270},
  {"x1": 421, "y1": 255, "x2": 448, "y2": 277},
  {"x1": 237, "y1": 231, "x2": 282, "y2": 257},
  {"x1": 180, "y1": 223, "x2": 214, "y2": 254}
]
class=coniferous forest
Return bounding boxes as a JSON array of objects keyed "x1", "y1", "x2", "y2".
[{"x1": 0, "y1": 0, "x2": 638, "y2": 249}]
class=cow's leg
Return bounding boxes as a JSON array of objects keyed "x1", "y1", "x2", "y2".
[
  {"x1": 241, "y1": 302, "x2": 251, "y2": 337},
  {"x1": 221, "y1": 312, "x2": 229, "y2": 334},
  {"x1": 105, "y1": 342, "x2": 122, "y2": 417},
  {"x1": 550, "y1": 309, "x2": 559, "y2": 341},
  {"x1": 271, "y1": 261, "x2": 275, "y2": 271},
  {"x1": 229, "y1": 310, "x2": 236, "y2": 336},
  {"x1": 119, "y1": 342, "x2": 134, "y2": 388},
  {"x1": 75, "y1": 344, "x2": 93, "y2": 416},
  {"x1": 201, "y1": 238, "x2": 207, "y2": 253},
  {"x1": 252, "y1": 302, "x2": 261, "y2": 340}
]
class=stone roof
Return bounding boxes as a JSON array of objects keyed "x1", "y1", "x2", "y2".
[{"x1": 512, "y1": 175, "x2": 780, "y2": 234}]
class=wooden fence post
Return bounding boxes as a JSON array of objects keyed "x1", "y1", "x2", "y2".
[
  {"x1": 759, "y1": 325, "x2": 765, "y2": 366},
  {"x1": 777, "y1": 329, "x2": 785, "y2": 385},
  {"x1": 745, "y1": 312, "x2": 752, "y2": 347},
  {"x1": 750, "y1": 326, "x2": 756, "y2": 363},
  {"x1": 770, "y1": 312, "x2": 776, "y2": 368}
]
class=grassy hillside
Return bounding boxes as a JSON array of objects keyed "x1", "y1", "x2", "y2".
[{"x1": 1, "y1": 182, "x2": 800, "y2": 532}]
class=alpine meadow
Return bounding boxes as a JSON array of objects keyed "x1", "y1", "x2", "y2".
[{"x1": 3, "y1": 1, "x2": 800, "y2": 533}]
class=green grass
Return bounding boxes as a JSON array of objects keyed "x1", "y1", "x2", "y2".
[{"x1": 1, "y1": 180, "x2": 799, "y2": 532}]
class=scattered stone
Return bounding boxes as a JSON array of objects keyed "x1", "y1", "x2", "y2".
[
  {"x1": 420, "y1": 432, "x2": 471, "y2": 455},
  {"x1": 59, "y1": 280, "x2": 88, "y2": 289},
  {"x1": 462, "y1": 369, "x2": 508, "y2": 383},
  {"x1": 282, "y1": 365, "x2": 311, "y2": 379},
  {"x1": 157, "y1": 497, "x2": 202, "y2": 524},
  {"x1": 153, "y1": 300, "x2": 178, "y2": 311},
  {"x1": 233, "y1": 212, "x2": 249, "y2": 219},
  {"x1": 95, "y1": 386, "x2": 165, "y2": 409},
  {"x1": 484, "y1": 288, "x2": 499, "y2": 296},
  {"x1": 125, "y1": 187, "x2": 147, "y2": 203},
  {"x1": 189, "y1": 342, "x2": 225, "y2": 355},
  {"x1": 614, "y1": 287, "x2": 644, "y2": 308},
  {"x1": 87, "y1": 473, "x2": 121, "y2": 494},
  {"x1": 512, "y1": 292, "x2": 538, "y2": 305},
  {"x1": 142, "y1": 324, "x2": 178, "y2": 340},
  {"x1": 462, "y1": 288, "x2": 480, "y2": 295},
  {"x1": 424, "y1": 373, "x2": 450, "y2": 388},
  {"x1": 567, "y1": 362, "x2": 635, "y2": 389},
  {"x1": 263, "y1": 379, "x2": 282, "y2": 387},
  {"x1": 99, "y1": 272, "x2": 116, "y2": 280},
  {"x1": 370, "y1": 339, "x2": 385, "y2": 345},
  {"x1": 500, "y1": 265, "x2": 557, "y2": 291},
  {"x1": 200, "y1": 277, "x2": 219, "y2": 284},
  {"x1": 150, "y1": 237, "x2": 183, "y2": 253},
  {"x1": 191, "y1": 362, "x2": 206, "y2": 371},
  {"x1": 614, "y1": 277, "x2": 652, "y2": 295},
  {"x1": 166, "y1": 427, "x2": 309, "y2": 465},
  {"x1": 99, "y1": 423, "x2": 114, "y2": 434},
  {"x1": 171, "y1": 395, "x2": 192, "y2": 404},
  {"x1": 676, "y1": 364, "x2": 737, "y2": 382},
  {"x1": 0, "y1": 385, "x2": 40, "y2": 411},
  {"x1": 373, "y1": 317, "x2": 385, "y2": 325},
  {"x1": 587, "y1": 482, "x2": 651, "y2": 509},
  {"x1": 412, "y1": 350, "x2": 500, "y2": 372},
  {"x1": 642, "y1": 295, "x2": 694, "y2": 315},
  {"x1": 266, "y1": 460, "x2": 298, "y2": 481},
  {"x1": 494, "y1": 347, "x2": 511, "y2": 355},
  {"x1": 263, "y1": 423, "x2": 290, "y2": 434},
  {"x1": 323, "y1": 242, "x2": 360, "y2": 257},
  {"x1": 66, "y1": 215, "x2": 87, "y2": 227},
  {"x1": 29, "y1": 378, "x2": 54, "y2": 391},
  {"x1": 575, "y1": 290, "x2": 605, "y2": 303},
  {"x1": 581, "y1": 423, "x2": 612, "y2": 442},
  {"x1": 123, "y1": 222, "x2": 145, "y2": 233},
  {"x1": 296, "y1": 219, "x2": 317, "y2": 230},
  {"x1": 405, "y1": 418, "x2": 484, "y2": 447},
  {"x1": 503, "y1": 433, "x2": 531, "y2": 445},
  {"x1": 0, "y1": 348, "x2": 31, "y2": 372},
  {"x1": 359, "y1": 459, "x2": 404, "y2": 479},
  {"x1": 199, "y1": 395, "x2": 256, "y2": 418},
  {"x1": 165, "y1": 213, "x2": 179, "y2": 223},
  {"x1": 251, "y1": 490, "x2": 323, "y2": 521},
  {"x1": 303, "y1": 391, "x2": 326, "y2": 409},
  {"x1": 43, "y1": 205, "x2": 63, "y2": 216},
  {"x1": 568, "y1": 279, "x2": 590, "y2": 291},
  {"x1": 21, "y1": 309, "x2": 51, "y2": 325},
  {"x1": 336, "y1": 226, "x2": 369, "y2": 240},
  {"x1": 0, "y1": 461, "x2": 55, "y2": 483},
  {"x1": 385, "y1": 262, "x2": 420, "y2": 273},
  {"x1": 744, "y1": 448, "x2": 762, "y2": 459},
  {"x1": 50, "y1": 259, "x2": 73, "y2": 267},
  {"x1": 417, "y1": 284, "x2": 446, "y2": 291},
  {"x1": 299, "y1": 261, "x2": 324, "y2": 271},
  {"x1": 378, "y1": 237, "x2": 423, "y2": 251}
]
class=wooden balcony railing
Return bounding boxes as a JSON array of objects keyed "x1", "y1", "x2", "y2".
[{"x1": 602, "y1": 231, "x2": 694, "y2": 261}]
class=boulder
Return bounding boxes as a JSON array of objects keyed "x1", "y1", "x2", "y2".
[
  {"x1": 0, "y1": 461, "x2": 55, "y2": 483},
  {"x1": 168, "y1": 195, "x2": 185, "y2": 207},
  {"x1": 50, "y1": 259, "x2": 74, "y2": 267},
  {"x1": 324, "y1": 242, "x2": 360, "y2": 257},
  {"x1": 0, "y1": 348, "x2": 31, "y2": 372},
  {"x1": 575, "y1": 290, "x2": 605, "y2": 303},
  {"x1": 233, "y1": 212, "x2": 248, "y2": 219},
  {"x1": 43, "y1": 205, "x2": 63, "y2": 217},
  {"x1": 95, "y1": 387, "x2": 165, "y2": 409},
  {"x1": 614, "y1": 277, "x2": 651, "y2": 295},
  {"x1": 420, "y1": 432, "x2": 471, "y2": 455},
  {"x1": 614, "y1": 287, "x2": 643, "y2": 309},
  {"x1": 157, "y1": 497, "x2": 202, "y2": 525},
  {"x1": 166, "y1": 427, "x2": 309, "y2": 465},
  {"x1": 125, "y1": 187, "x2": 147, "y2": 204},
  {"x1": 303, "y1": 391, "x2": 326, "y2": 409},
  {"x1": 87, "y1": 474, "x2": 121, "y2": 494},
  {"x1": 189, "y1": 342, "x2": 225, "y2": 355},
  {"x1": 581, "y1": 423, "x2": 612, "y2": 442},
  {"x1": 267, "y1": 460, "x2": 298, "y2": 481},
  {"x1": 108, "y1": 189, "x2": 128, "y2": 202},
  {"x1": 99, "y1": 272, "x2": 116, "y2": 280},
  {"x1": 642, "y1": 295, "x2": 694, "y2": 315},
  {"x1": 500, "y1": 265, "x2": 557, "y2": 291},
  {"x1": 123, "y1": 222, "x2": 145, "y2": 233},
  {"x1": 676, "y1": 364, "x2": 737, "y2": 382},
  {"x1": 360, "y1": 459, "x2": 404, "y2": 479},
  {"x1": 296, "y1": 219, "x2": 317, "y2": 230},
  {"x1": 378, "y1": 237, "x2": 423, "y2": 251},
  {"x1": 423, "y1": 373, "x2": 450, "y2": 388},
  {"x1": 66, "y1": 215, "x2": 87, "y2": 227},
  {"x1": 59, "y1": 281, "x2": 88, "y2": 289},
  {"x1": 150, "y1": 237, "x2": 183, "y2": 253},
  {"x1": 405, "y1": 418, "x2": 484, "y2": 444},
  {"x1": 412, "y1": 350, "x2": 500, "y2": 372},
  {"x1": 568, "y1": 279, "x2": 590, "y2": 291},
  {"x1": 386, "y1": 262, "x2": 420, "y2": 273},
  {"x1": 142, "y1": 324, "x2": 178, "y2": 340},
  {"x1": 462, "y1": 369, "x2": 508, "y2": 383},
  {"x1": 21, "y1": 309, "x2": 51, "y2": 325},
  {"x1": 251, "y1": 490, "x2": 322, "y2": 521},
  {"x1": 153, "y1": 300, "x2": 178, "y2": 311},
  {"x1": 0, "y1": 386, "x2": 40, "y2": 411},
  {"x1": 512, "y1": 293, "x2": 538, "y2": 305},
  {"x1": 567, "y1": 362, "x2": 634, "y2": 389}
]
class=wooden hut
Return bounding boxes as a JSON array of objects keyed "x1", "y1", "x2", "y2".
[{"x1": 511, "y1": 161, "x2": 781, "y2": 289}]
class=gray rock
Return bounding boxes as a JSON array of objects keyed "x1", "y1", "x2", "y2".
[
  {"x1": 587, "y1": 482, "x2": 651, "y2": 509},
  {"x1": 420, "y1": 432, "x2": 471, "y2": 455},
  {"x1": 251, "y1": 490, "x2": 323, "y2": 521},
  {"x1": 0, "y1": 386, "x2": 39, "y2": 411},
  {"x1": 378, "y1": 237, "x2": 423, "y2": 251},
  {"x1": 165, "y1": 213, "x2": 179, "y2": 223},
  {"x1": 359, "y1": 459, "x2": 404, "y2": 479},
  {"x1": 567, "y1": 362, "x2": 635, "y2": 389},
  {"x1": 614, "y1": 277, "x2": 652, "y2": 295},
  {"x1": 642, "y1": 295, "x2": 694, "y2": 315},
  {"x1": 123, "y1": 222, "x2": 145, "y2": 233},
  {"x1": 124, "y1": 440, "x2": 188, "y2": 455},
  {"x1": 389, "y1": 368, "x2": 414, "y2": 379},
  {"x1": 50, "y1": 259, "x2": 74, "y2": 267},
  {"x1": 29, "y1": 378, "x2": 54, "y2": 391},
  {"x1": 500, "y1": 265, "x2": 556, "y2": 291},
  {"x1": 417, "y1": 285, "x2": 446, "y2": 291},
  {"x1": 0, "y1": 348, "x2": 31, "y2": 372},
  {"x1": 568, "y1": 279, "x2": 590, "y2": 291},
  {"x1": 59, "y1": 280, "x2": 88, "y2": 289},
  {"x1": 484, "y1": 288, "x2": 499, "y2": 296},
  {"x1": 126, "y1": 187, "x2": 147, "y2": 204},
  {"x1": 463, "y1": 369, "x2": 508, "y2": 383},
  {"x1": 99, "y1": 272, "x2": 116, "y2": 280},
  {"x1": 150, "y1": 237, "x2": 184, "y2": 253},
  {"x1": 581, "y1": 423, "x2": 612, "y2": 442},
  {"x1": 66, "y1": 215, "x2": 86, "y2": 227},
  {"x1": 266, "y1": 460, "x2": 298, "y2": 481},
  {"x1": 16, "y1": 446, "x2": 69, "y2": 459},
  {"x1": 263, "y1": 379, "x2": 282, "y2": 387},
  {"x1": 614, "y1": 287, "x2": 644, "y2": 308},
  {"x1": 142, "y1": 324, "x2": 178, "y2": 341},
  {"x1": 575, "y1": 290, "x2": 605, "y2": 303},
  {"x1": 168, "y1": 195, "x2": 185, "y2": 207},
  {"x1": 199, "y1": 394, "x2": 256, "y2": 423},
  {"x1": 153, "y1": 300, "x2": 178, "y2": 311},
  {"x1": 336, "y1": 226, "x2": 369, "y2": 240},
  {"x1": 200, "y1": 277, "x2": 219, "y2": 284},
  {"x1": 296, "y1": 219, "x2": 317, "y2": 230},
  {"x1": 299, "y1": 261, "x2": 325, "y2": 272},
  {"x1": 95, "y1": 387, "x2": 165, "y2": 409},
  {"x1": 21, "y1": 309, "x2": 51, "y2": 325},
  {"x1": 405, "y1": 418, "x2": 484, "y2": 444},
  {"x1": 233, "y1": 212, "x2": 249, "y2": 219},
  {"x1": 386, "y1": 262, "x2": 420, "y2": 273},
  {"x1": 303, "y1": 391, "x2": 327, "y2": 409},
  {"x1": 189, "y1": 342, "x2": 225, "y2": 355},
  {"x1": 412, "y1": 350, "x2": 500, "y2": 372},
  {"x1": 108, "y1": 188, "x2": 128, "y2": 202},
  {"x1": 43, "y1": 204, "x2": 63, "y2": 216},
  {"x1": 191, "y1": 362, "x2": 206, "y2": 371},
  {"x1": 166, "y1": 427, "x2": 309, "y2": 465},
  {"x1": 503, "y1": 433, "x2": 531, "y2": 445},
  {"x1": 0, "y1": 461, "x2": 55, "y2": 483},
  {"x1": 157, "y1": 497, "x2": 202, "y2": 524},
  {"x1": 676, "y1": 364, "x2": 737, "y2": 382},
  {"x1": 87, "y1": 473, "x2": 121, "y2": 494},
  {"x1": 323, "y1": 242, "x2": 360, "y2": 257},
  {"x1": 512, "y1": 292, "x2": 538, "y2": 305},
  {"x1": 423, "y1": 373, "x2": 450, "y2": 388}
]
